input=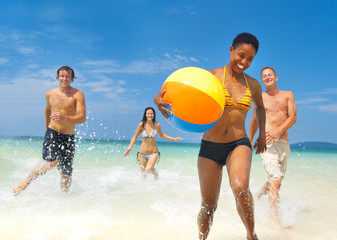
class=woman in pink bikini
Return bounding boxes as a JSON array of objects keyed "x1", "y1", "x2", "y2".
[{"x1": 124, "y1": 107, "x2": 183, "y2": 178}]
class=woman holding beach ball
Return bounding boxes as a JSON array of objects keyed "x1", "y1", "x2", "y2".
[
  {"x1": 154, "y1": 33, "x2": 266, "y2": 240},
  {"x1": 124, "y1": 107, "x2": 183, "y2": 179}
]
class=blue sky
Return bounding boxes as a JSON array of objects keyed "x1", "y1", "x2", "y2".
[{"x1": 0, "y1": 0, "x2": 337, "y2": 144}]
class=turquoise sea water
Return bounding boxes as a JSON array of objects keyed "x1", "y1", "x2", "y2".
[{"x1": 0, "y1": 136, "x2": 337, "y2": 240}]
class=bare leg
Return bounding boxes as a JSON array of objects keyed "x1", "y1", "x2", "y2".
[
  {"x1": 226, "y1": 146, "x2": 258, "y2": 240},
  {"x1": 197, "y1": 157, "x2": 222, "y2": 240},
  {"x1": 145, "y1": 153, "x2": 159, "y2": 179},
  {"x1": 268, "y1": 178, "x2": 282, "y2": 225},
  {"x1": 60, "y1": 171, "x2": 72, "y2": 192},
  {"x1": 12, "y1": 160, "x2": 58, "y2": 196},
  {"x1": 138, "y1": 155, "x2": 148, "y2": 178},
  {"x1": 256, "y1": 182, "x2": 269, "y2": 200}
]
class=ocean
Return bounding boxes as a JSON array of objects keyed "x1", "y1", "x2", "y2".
[{"x1": 0, "y1": 136, "x2": 336, "y2": 240}]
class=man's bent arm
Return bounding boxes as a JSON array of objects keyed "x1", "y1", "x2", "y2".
[
  {"x1": 45, "y1": 92, "x2": 52, "y2": 130},
  {"x1": 67, "y1": 90, "x2": 86, "y2": 124},
  {"x1": 278, "y1": 91, "x2": 297, "y2": 134}
]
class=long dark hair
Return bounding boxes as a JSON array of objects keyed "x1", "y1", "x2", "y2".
[{"x1": 141, "y1": 107, "x2": 156, "y2": 128}]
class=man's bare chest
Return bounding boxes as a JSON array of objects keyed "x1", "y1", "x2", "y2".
[
  {"x1": 49, "y1": 94, "x2": 76, "y2": 111},
  {"x1": 264, "y1": 96, "x2": 288, "y2": 114}
]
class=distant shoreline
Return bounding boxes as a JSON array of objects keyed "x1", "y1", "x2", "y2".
[
  {"x1": 290, "y1": 141, "x2": 337, "y2": 150},
  {"x1": 1, "y1": 135, "x2": 337, "y2": 150}
]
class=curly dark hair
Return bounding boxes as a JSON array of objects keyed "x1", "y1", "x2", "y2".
[
  {"x1": 141, "y1": 107, "x2": 156, "y2": 128},
  {"x1": 232, "y1": 33, "x2": 259, "y2": 54}
]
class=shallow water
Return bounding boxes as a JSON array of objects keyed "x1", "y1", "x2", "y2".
[{"x1": 1, "y1": 136, "x2": 337, "y2": 239}]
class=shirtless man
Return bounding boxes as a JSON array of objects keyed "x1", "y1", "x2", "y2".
[
  {"x1": 249, "y1": 67, "x2": 296, "y2": 226},
  {"x1": 12, "y1": 66, "x2": 86, "y2": 196}
]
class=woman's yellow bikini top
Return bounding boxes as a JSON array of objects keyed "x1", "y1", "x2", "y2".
[{"x1": 222, "y1": 66, "x2": 252, "y2": 111}]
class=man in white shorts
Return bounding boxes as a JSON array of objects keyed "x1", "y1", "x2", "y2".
[{"x1": 249, "y1": 67, "x2": 297, "y2": 226}]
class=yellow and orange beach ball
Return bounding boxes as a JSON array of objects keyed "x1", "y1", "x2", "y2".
[{"x1": 161, "y1": 67, "x2": 225, "y2": 132}]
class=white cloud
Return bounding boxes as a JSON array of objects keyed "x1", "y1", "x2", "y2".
[
  {"x1": 0, "y1": 46, "x2": 200, "y2": 119},
  {"x1": 296, "y1": 88, "x2": 337, "y2": 110},
  {"x1": 317, "y1": 103, "x2": 337, "y2": 114},
  {"x1": 43, "y1": 24, "x2": 102, "y2": 48},
  {"x1": 114, "y1": 86, "x2": 126, "y2": 93},
  {"x1": 27, "y1": 64, "x2": 40, "y2": 69},
  {"x1": 80, "y1": 51, "x2": 199, "y2": 75},
  {"x1": 318, "y1": 88, "x2": 337, "y2": 95},
  {"x1": 0, "y1": 78, "x2": 54, "y2": 105},
  {"x1": 189, "y1": 57, "x2": 198, "y2": 62},
  {"x1": 0, "y1": 30, "x2": 41, "y2": 56},
  {"x1": 74, "y1": 51, "x2": 200, "y2": 111},
  {"x1": 81, "y1": 59, "x2": 120, "y2": 67},
  {"x1": 301, "y1": 88, "x2": 337, "y2": 96},
  {"x1": 296, "y1": 89, "x2": 337, "y2": 114},
  {"x1": 0, "y1": 58, "x2": 9, "y2": 64},
  {"x1": 17, "y1": 47, "x2": 35, "y2": 55},
  {"x1": 79, "y1": 76, "x2": 127, "y2": 101},
  {"x1": 0, "y1": 65, "x2": 134, "y2": 121},
  {"x1": 1, "y1": 25, "x2": 101, "y2": 58},
  {"x1": 296, "y1": 97, "x2": 328, "y2": 105},
  {"x1": 91, "y1": 87, "x2": 113, "y2": 93},
  {"x1": 0, "y1": 67, "x2": 60, "y2": 105}
]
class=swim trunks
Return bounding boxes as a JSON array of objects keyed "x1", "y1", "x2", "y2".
[
  {"x1": 261, "y1": 139, "x2": 290, "y2": 182},
  {"x1": 42, "y1": 128, "x2": 75, "y2": 176},
  {"x1": 198, "y1": 137, "x2": 252, "y2": 165}
]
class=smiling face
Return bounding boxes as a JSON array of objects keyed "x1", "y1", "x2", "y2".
[
  {"x1": 57, "y1": 70, "x2": 73, "y2": 88},
  {"x1": 229, "y1": 43, "x2": 256, "y2": 73},
  {"x1": 261, "y1": 68, "x2": 278, "y2": 88},
  {"x1": 146, "y1": 109, "x2": 155, "y2": 121}
]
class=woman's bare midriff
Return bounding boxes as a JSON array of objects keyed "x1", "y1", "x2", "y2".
[
  {"x1": 202, "y1": 109, "x2": 248, "y2": 143},
  {"x1": 139, "y1": 138, "x2": 159, "y2": 154}
]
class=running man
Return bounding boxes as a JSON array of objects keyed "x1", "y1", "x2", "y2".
[
  {"x1": 12, "y1": 66, "x2": 86, "y2": 196},
  {"x1": 249, "y1": 66, "x2": 296, "y2": 226}
]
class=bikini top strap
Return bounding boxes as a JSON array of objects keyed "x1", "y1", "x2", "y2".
[
  {"x1": 222, "y1": 66, "x2": 226, "y2": 88},
  {"x1": 223, "y1": 65, "x2": 249, "y2": 89},
  {"x1": 242, "y1": 72, "x2": 249, "y2": 89}
]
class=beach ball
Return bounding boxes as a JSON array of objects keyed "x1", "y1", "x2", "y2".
[{"x1": 161, "y1": 67, "x2": 225, "y2": 132}]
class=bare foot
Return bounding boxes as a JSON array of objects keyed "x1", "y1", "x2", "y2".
[
  {"x1": 256, "y1": 189, "x2": 268, "y2": 200},
  {"x1": 256, "y1": 182, "x2": 269, "y2": 200},
  {"x1": 255, "y1": 192, "x2": 262, "y2": 200},
  {"x1": 282, "y1": 224, "x2": 294, "y2": 229},
  {"x1": 12, "y1": 181, "x2": 28, "y2": 196},
  {"x1": 273, "y1": 216, "x2": 293, "y2": 229},
  {"x1": 253, "y1": 234, "x2": 259, "y2": 240},
  {"x1": 247, "y1": 234, "x2": 259, "y2": 240},
  {"x1": 153, "y1": 171, "x2": 159, "y2": 180}
]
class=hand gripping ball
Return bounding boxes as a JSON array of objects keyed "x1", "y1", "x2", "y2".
[{"x1": 161, "y1": 67, "x2": 225, "y2": 132}]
